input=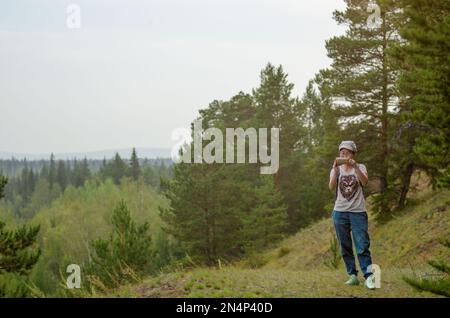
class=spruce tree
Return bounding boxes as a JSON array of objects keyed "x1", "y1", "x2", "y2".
[
  {"x1": 48, "y1": 153, "x2": 56, "y2": 190},
  {"x1": 86, "y1": 200, "x2": 153, "y2": 289},
  {"x1": 129, "y1": 148, "x2": 141, "y2": 181},
  {"x1": 0, "y1": 174, "x2": 41, "y2": 297}
]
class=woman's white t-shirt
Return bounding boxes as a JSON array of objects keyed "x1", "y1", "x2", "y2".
[{"x1": 330, "y1": 164, "x2": 367, "y2": 212}]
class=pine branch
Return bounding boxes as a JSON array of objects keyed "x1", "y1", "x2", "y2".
[
  {"x1": 428, "y1": 260, "x2": 450, "y2": 275},
  {"x1": 403, "y1": 276, "x2": 450, "y2": 298}
]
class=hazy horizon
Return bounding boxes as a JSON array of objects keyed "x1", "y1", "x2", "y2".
[
  {"x1": 1, "y1": 0, "x2": 346, "y2": 154},
  {"x1": 0, "y1": 147, "x2": 172, "y2": 160}
]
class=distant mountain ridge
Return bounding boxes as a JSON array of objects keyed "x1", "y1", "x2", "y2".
[{"x1": 0, "y1": 147, "x2": 172, "y2": 160}]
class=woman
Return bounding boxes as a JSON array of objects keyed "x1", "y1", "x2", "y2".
[{"x1": 329, "y1": 140, "x2": 376, "y2": 289}]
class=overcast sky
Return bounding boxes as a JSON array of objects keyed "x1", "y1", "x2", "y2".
[{"x1": 0, "y1": 0, "x2": 346, "y2": 154}]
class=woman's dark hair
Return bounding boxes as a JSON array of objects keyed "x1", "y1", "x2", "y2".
[{"x1": 339, "y1": 149, "x2": 355, "y2": 155}]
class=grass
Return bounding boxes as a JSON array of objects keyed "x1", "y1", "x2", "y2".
[
  {"x1": 112, "y1": 267, "x2": 443, "y2": 298},
  {"x1": 110, "y1": 182, "x2": 449, "y2": 298}
]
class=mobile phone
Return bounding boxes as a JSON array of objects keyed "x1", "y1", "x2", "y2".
[{"x1": 336, "y1": 157, "x2": 349, "y2": 165}]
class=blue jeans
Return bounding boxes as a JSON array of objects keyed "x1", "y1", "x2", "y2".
[{"x1": 332, "y1": 210, "x2": 373, "y2": 278}]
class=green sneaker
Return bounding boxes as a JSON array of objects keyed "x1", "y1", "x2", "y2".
[
  {"x1": 344, "y1": 274, "x2": 360, "y2": 286},
  {"x1": 365, "y1": 274, "x2": 376, "y2": 290}
]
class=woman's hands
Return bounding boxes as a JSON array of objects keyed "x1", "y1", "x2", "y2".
[
  {"x1": 333, "y1": 158, "x2": 355, "y2": 170},
  {"x1": 331, "y1": 157, "x2": 368, "y2": 187},
  {"x1": 348, "y1": 158, "x2": 356, "y2": 166}
]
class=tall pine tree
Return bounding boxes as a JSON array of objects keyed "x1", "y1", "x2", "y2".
[
  {"x1": 160, "y1": 88, "x2": 288, "y2": 264},
  {"x1": 393, "y1": 0, "x2": 450, "y2": 189},
  {"x1": 319, "y1": 0, "x2": 403, "y2": 220},
  {"x1": 252, "y1": 64, "x2": 307, "y2": 231}
]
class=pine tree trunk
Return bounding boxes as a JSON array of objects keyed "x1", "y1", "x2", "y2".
[
  {"x1": 380, "y1": 12, "x2": 390, "y2": 216},
  {"x1": 398, "y1": 162, "x2": 414, "y2": 209}
]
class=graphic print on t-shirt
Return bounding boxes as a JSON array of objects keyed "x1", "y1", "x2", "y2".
[{"x1": 339, "y1": 175, "x2": 359, "y2": 201}]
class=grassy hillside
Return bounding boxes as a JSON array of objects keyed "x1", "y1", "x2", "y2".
[
  {"x1": 259, "y1": 190, "x2": 450, "y2": 271},
  {"x1": 110, "y1": 185, "x2": 449, "y2": 298}
]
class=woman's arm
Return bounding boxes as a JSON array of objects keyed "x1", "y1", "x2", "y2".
[
  {"x1": 329, "y1": 159, "x2": 338, "y2": 191},
  {"x1": 349, "y1": 159, "x2": 368, "y2": 186}
]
